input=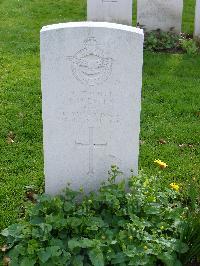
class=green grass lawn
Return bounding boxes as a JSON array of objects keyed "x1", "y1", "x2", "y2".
[{"x1": 0, "y1": 0, "x2": 199, "y2": 245}]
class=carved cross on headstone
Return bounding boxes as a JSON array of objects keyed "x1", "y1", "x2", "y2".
[{"x1": 76, "y1": 127, "x2": 107, "y2": 175}]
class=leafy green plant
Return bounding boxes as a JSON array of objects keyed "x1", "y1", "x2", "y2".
[
  {"x1": 144, "y1": 30, "x2": 180, "y2": 52},
  {"x1": 180, "y1": 38, "x2": 199, "y2": 55},
  {"x1": 1, "y1": 166, "x2": 189, "y2": 265},
  {"x1": 144, "y1": 30, "x2": 200, "y2": 55}
]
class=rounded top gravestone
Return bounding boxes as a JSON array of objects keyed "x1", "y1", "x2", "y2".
[{"x1": 40, "y1": 22, "x2": 144, "y2": 195}]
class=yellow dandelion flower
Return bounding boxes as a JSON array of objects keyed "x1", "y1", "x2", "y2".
[
  {"x1": 154, "y1": 159, "x2": 168, "y2": 169},
  {"x1": 170, "y1": 183, "x2": 180, "y2": 192}
]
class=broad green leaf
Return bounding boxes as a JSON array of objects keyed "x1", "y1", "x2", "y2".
[
  {"x1": 64, "y1": 202, "x2": 74, "y2": 212},
  {"x1": 158, "y1": 252, "x2": 177, "y2": 266},
  {"x1": 39, "y1": 223, "x2": 52, "y2": 232},
  {"x1": 173, "y1": 240, "x2": 189, "y2": 253},
  {"x1": 88, "y1": 248, "x2": 104, "y2": 266},
  {"x1": 144, "y1": 204, "x2": 161, "y2": 215},
  {"x1": 30, "y1": 216, "x2": 44, "y2": 225},
  {"x1": 38, "y1": 248, "x2": 51, "y2": 263},
  {"x1": 68, "y1": 239, "x2": 83, "y2": 250},
  {"x1": 173, "y1": 260, "x2": 182, "y2": 266},
  {"x1": 72, "y1": 255, "x2": 84, "y2": 266},
  {"x1": 68, "y1": 238, "x2": 94, "y2": 250},
  {"x1": 20, "y1": 257, "x2": 36, "y2": 266},
  {"x1": 1, "y1": 224, "x2": 24, "y2": 238},
  {"x1": 49, "y1": 246, "x2": 62, "y2": 257},
  {"x1": 80, "y1": 239, "x2": 96, "y2": 248},
  {"x1": 110, "y1": 252, "x2": 128, "y2": 264},
  {"x1": 12, "y1": 244, "x2": 26, "y2": 256},
  {"x1": 1, "y1": 228, "x2": 10, "y2": 237},
  {"x1": 86, "y1": 217, "x2": 105, "y2": 231},
  {"x1": 67, "y1": 217, "x2": 82, "y2": 227},
  {"x1": 49, "y1": 238, "x2": 64, "y2": 249},
  {"x1": 9, "y1": 255, "x2": 19, "y2": 266}
]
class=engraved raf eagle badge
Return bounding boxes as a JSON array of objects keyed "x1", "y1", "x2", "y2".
[{"x1": 67, "y1": 37, "x2": 113, "y2": 86}]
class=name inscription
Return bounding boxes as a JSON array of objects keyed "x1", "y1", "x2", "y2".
[{"x1": 61, "y1": 88, "x2": 120, "y2": 126}]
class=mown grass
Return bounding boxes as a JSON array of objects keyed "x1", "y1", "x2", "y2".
[
  {"x1": 140, "y1": 53, "x2": 200, "y2": 180},
  {"x1": 0, "y1": 0, "x2": 86, "y2": 241},
  {"x1": 0, "y1": 0, "x2": 199, "y2": 246}
]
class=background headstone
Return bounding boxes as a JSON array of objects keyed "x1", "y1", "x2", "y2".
[
  {"x1": 87, "y1": 0, "x2": 133, "y2": 26},
  {"x1": 40, "y1": 22, "x2": 144, "y2": 195},
  {"x1": 194, "y1": 0, "x2": 200, "y2": 38},
  {"x1": 137, "y1": 0, "x2": 183, "y2": 33}
]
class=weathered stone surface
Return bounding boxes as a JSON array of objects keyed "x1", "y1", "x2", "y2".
[
  {"x1": 194, "y1": 0, "x2": 200, "y2": 38},
  {"x1": 87, "y1": 0, "x2": 133, "y2": 25},
  {"x1": 40, "y1": 22, "x2": 144, "y2": 195},
  {"x1": 137, "y1": 0, "x2": 183, "y2": 33}
]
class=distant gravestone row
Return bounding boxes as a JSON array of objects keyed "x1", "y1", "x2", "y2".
[
  {"x1": 87, "y1": 0, "x2": 200, "y2": 37},
  {"x1": 87, "y1": 0, "x2": 184, "y2": 33}
]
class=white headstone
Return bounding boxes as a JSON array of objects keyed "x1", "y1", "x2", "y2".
[
  {"x1": 194, "y1": 0, "x2": 200, "y2": 38},
  {"x1": 40, "y1": 22, "x2": 144, "y2": 195},
  {"x1": 87, "y1": 0, "x2": 133, "y2": 25},
  {"x1": 137, "y1": 0, "x2": 183, "y2": 33}
]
